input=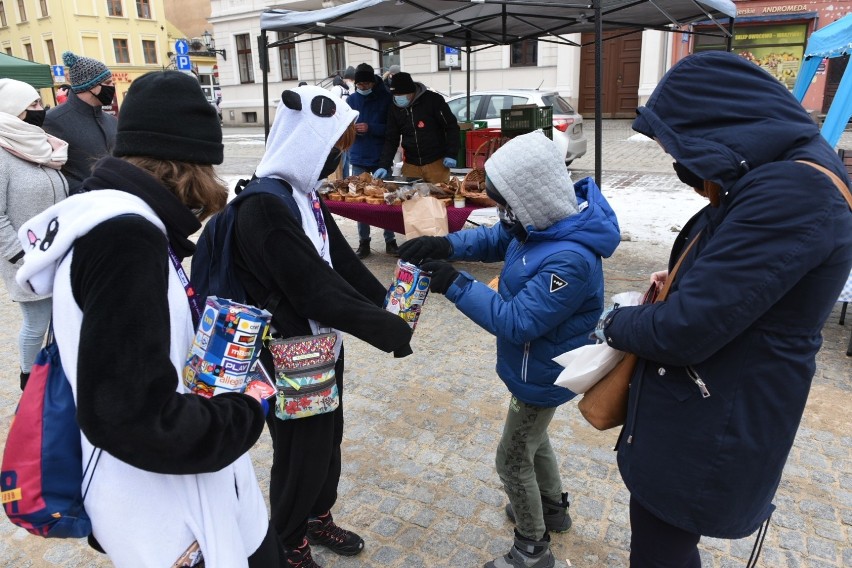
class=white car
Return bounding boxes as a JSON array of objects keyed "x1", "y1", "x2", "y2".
[{"x1": 445, "y1": 89, "x2": 587, "y2": 165}]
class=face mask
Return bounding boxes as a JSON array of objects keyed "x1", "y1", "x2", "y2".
[
  {"x1": 393, "y1": 95, "x2": 411, "y2": 108},
  {"x1": 319, "y1": 147, "x2": 342, "y2": 180},
  {"x1": 672, "y1": 161, "x2": 703, "y2": 189},
  {"x1": 498, "y1": 206, "x2": 528, "y2": 242},
  {"x1": 23, "y1": 109, "x2": 46, "y2": 128},
  {"x1": 356, "y1": 88, "x2": 372, "y2": 96},
  {"x1": 94, "y1": 84, "x2": 115, "y2": 106}
]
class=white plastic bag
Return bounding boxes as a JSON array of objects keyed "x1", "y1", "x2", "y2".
[{"x1": 553, "y1": 343, "x2": 625, "y2": 393}]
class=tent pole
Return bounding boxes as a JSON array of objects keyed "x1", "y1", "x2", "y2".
[
  {"x1": 726, "y1": 17, "x2": 734, "y2": 51},
  {"x1": 263, "y1": 30, "x2": 270, "y2": 141},
  {"x1": 594, "y1": 0, "x2": 602, "y2": 187},
  {"x1": 466, "y1": 33, "x2": 472, "y2": 122}
]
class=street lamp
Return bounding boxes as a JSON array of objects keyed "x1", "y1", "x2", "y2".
[{"x1": 201, "y1": 30, "x2": 227, "y2": 61}]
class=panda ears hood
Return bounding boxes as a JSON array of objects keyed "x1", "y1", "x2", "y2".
[{"x1": 255, "y1": 86, "x2": 359, "y2": 193}]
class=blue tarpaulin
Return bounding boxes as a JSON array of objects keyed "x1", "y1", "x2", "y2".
[{"x1": 792, "y1": 13, "x2": 852, "y2": 147}]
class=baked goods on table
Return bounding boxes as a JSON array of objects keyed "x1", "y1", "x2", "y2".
[{"x1": 319, "y1": 173, "x2": 496, "y2": 207}]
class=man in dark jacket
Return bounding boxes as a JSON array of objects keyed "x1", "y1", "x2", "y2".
[
  {"x1": 43, "y1": 51, "x2": 117, "y2": 194},
  {"x1": 347, "y1": 63, "x2": 397, "y2": 258},
  {"x1": 374, "y1": 72, "x2": 459, "y2": 184},
  {"x1": 596, "y1": 51, "x2": 852, "y2": 567}
]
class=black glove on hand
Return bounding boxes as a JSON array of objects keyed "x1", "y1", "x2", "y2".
[
  {"x1": 398, "y1": 236, "x2": 452, "y2": 265},
  {"x1": 421, "y1": 260, "x2": 460, "y2": 295}
]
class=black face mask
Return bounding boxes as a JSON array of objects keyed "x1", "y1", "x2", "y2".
[
  {"x1": 498, "y1": 206, "x2": 528, "y2": 242},
  {"x1": 23, "y1": 109, "x2": 46, "y2": 128},
  {"x1": 672, "y1": 161, "x2": 704, "y2": 189},
  {"x1": 94, "y1": 84, "x2": 115, "y2": 106},
  {"x1": 319, "y1": 147, "x2": 342, "y2": 180}
]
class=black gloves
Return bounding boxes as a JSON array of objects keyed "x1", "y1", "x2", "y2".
[
  {"x1": 421, "y1": 260, "x2": 460, "y2": 295},
  {"x1": 398, "y1": 236, "x2": 452, "y2": 265}
]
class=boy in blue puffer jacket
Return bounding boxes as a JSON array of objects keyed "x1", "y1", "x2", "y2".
[{"x1": 399, "y1": 130, "x2": 621, "y2": 568}]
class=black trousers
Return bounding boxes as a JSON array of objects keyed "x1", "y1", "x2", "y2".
[
  {"x1": 629, "y1": 495, "x2": 701, "y2": 568},
  {"x1": 266, "y1": 351, "x2": 345, "y2": 548}
]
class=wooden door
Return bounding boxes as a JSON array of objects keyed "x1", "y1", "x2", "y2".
[
  {"x1": 578, "y1": 30, "x2": 642, "y2": 118},
  {"x1": 822, "y1": 54, "x2": 849, "y2": 114}
]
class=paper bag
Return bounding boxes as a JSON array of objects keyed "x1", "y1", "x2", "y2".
[{"x1": 402, "y1": 194, "x2": 449, "y2": 239}]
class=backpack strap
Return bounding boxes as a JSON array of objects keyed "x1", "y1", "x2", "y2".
[{"x1": 796, "y1": 160, "x2": 852, "y2": 211}]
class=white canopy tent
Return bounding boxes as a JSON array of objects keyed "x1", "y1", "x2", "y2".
[{"x1": 259, "y1": 0, "x2": 737, "y2": 184}]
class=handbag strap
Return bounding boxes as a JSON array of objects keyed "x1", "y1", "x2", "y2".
[
  {"x1": 657, "y1": 231, "x2": 702, "y2": 302},
  {"x1": 795, "y1": 160, "x2": 852, "y2": 211}
]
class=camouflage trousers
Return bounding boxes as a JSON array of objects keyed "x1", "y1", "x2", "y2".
[{"x1": 495, "y1": 396, "x2": 563, "y2": 541}]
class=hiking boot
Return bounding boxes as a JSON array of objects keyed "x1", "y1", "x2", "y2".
[
  {"x1": 505, "y1": 493, "x2": 572, "y2": 533},
  {"x1": 356, "y1": 240, "x2": 371, "y2": 259},
  {"x1": 484, "y1": 530, "x2": 554, "y2": 568},
  {"x1": 306, "y1": 511, "x2": 364, "y2": 556},
  {"x1": 385, "y1": 239, "x2": 399, "y2": 256},
  {"x1": 282, "y1": 537, "x2": 321, "y2": 568}
]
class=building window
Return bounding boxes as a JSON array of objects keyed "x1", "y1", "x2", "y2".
[
  {"x1": 0, "y1": 2, "x2": 6, "y2": 26},
  {"x1": 278, "y1": 32, "x2": 297, "y2": 80},
  {"x1": 243, "y1": 111, "x2": 257, "y2": 123},
  {"x1": 107, "y1": 0, "x2": 122, "y2": 17},
  {"x1": 39, "y1": 0, "x2": 47, "y2": 17},
  {"x1": 236, "y1": 34, "x2": 254, "y2": 84},
  {"x1": 113, "y1": 38, "x2": 129, "y2": 63},
  {"x1": 142, "y1": 40, "x2": 156, "y2": 64},
  {"x1": 45, "y1": 38, "x2": 56, "y2": 65},
  {"x1": 136, "y1": 0, "x2": 149, "y2": 19},
  {"x1": 510, "y1": 39, "x2": 537, "y2": 67},
  {"x1": 4, "y1": 46, "x2": 11, "y2": 55},
  {"x1": 325, "y1": 38, "x2": 345, "y2": 77},
  {"x1": 24, "y1": 43, "x2": 33, "y2": 60},
  {"x1": 380, "y1": 40, "x2": 400, "y2": 73},
  {"x1": 17, "y1": 0, "x2": 26, "y2": 22}
]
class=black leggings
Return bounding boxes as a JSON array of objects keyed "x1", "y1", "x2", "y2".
[
  {"x1": 266, "y1": 353, "x2": 346, "y2": 547},
  {"x1": 629, "y1": 495, "x2": 701, "y2": 568}
]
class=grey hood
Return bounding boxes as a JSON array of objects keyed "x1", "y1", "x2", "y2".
[{"x1": 485, "y1": 130, "x2": 578, "y2": 230}]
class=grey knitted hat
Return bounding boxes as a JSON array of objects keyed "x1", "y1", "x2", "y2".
[
  {"x1": 63, "y1": 51, "x2": 112, "y2": 93},
  {"x1": 343, "y1": 66, "x2": 356, "y2": 80}
]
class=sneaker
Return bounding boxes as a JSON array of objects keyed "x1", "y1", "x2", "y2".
[
  {"x1": 355, "y1": 240, "x2": 371, "y2": 259},
  {"x1": 282, "y1": 537, "x2": 321, "y2": 568},
  {"x1": 505, "y1": 493, "x2": 572, "y2": 533},
  {"x1": 306, "y1": 511, "x2": 364, "y2": 557},
  {"x1": 484, "y1": 530, "x2": 554, "y2": 568},
  {"x1": 385, "y1": 239, "x2": 399, "y2": 256}
]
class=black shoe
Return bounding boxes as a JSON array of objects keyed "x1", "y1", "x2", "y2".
[
  {"x1": 355, "y1": 240, "x2": 371, "y2": 259},
  {"x1": 20, "y1": 371, "x2": 29, "y2": 391},
  {"x1": 306, "y1": 511, "x2": 364, "y2": 556},
  {"x1": 484, "y1": 530, "x2": 554, "y2": 568},
  {"x1": 282, "y1": 537, "x2": 321, "y2": 568},
  {"x1": 505, "y1": 493, "x2": 572, "y2": 533},
  {"x1": 385, "y1": 239, "x2": 399, "y2": 256}
]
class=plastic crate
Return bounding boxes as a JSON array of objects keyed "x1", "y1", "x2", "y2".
[
  {"x1": 500, "y1": 106, "x2": 553, "y2": 134},
  {"x1": 465, "y1": 128, "x2": 503, "y2": 169}
]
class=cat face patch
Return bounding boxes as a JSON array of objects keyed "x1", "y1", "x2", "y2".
[{"x1": 550, "y1": 274, "x2": 568, "y2": 293}]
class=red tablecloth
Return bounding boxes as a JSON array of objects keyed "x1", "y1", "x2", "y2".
[{"x1": 323, "y1": 199, "x2": 484, "y2": 234}]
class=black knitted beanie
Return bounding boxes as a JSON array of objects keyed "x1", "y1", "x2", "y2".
[
  {"x1": 354, "y1": 63, "x2": 375, "y2": 84},
  {"x1": 113, "y1": 71, "x2": 223, "y2": 164}
]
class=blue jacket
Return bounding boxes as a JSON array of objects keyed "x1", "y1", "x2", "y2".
[
  {"x1": 446, "y1": 177, "x2": 620, "y2": 407},
  {"x1": 347, "y1": 76, "x2": 391, "y2": 169},
  {"x1": 603, "y1": 52, "x2": 852, "y2": 539}
]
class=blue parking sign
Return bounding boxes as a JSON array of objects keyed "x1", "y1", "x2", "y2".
[{"x1": 176, "y1": 55, "x2": 191, "y2": 71}]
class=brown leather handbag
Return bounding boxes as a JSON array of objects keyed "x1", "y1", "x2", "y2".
[{"x1": 578, "y1": 235, "x2": 700, "y2": 431}]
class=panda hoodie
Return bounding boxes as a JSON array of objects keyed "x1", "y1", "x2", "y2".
[{"x1": 233, "y1": 86, "x2": 413, "y2": 355}]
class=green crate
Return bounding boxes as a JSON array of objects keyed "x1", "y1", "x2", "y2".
[{"x1": 500, "y1": 106, "x2": 553, "y2": 133}]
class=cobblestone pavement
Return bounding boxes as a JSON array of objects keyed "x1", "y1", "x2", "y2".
[{"x1": 1, "y1": 122, "x2": 850, "y2": 567}]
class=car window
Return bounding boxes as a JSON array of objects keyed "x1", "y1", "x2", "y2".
[
  {"x1": 485, "y1": 96, "x2": 530, "y2": 119},
  {"x1": 447, "y1": 95, "x2": 483, "y2": 122},
  {"x1": 541, "y1": 95, "x2": 576, "y2": 114}
]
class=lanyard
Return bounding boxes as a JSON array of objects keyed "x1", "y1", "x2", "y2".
[{"x1": 167, "y1": 246, "x2": 203, "y2": 328}]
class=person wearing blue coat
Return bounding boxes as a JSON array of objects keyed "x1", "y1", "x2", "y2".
[
  {"x1": 399, "y1": 130, "x2": 620, "y2": 568},
  {"x1": 595, "y1": 51, "x2": 852, "y2": 567},
  {"x1": 347, "y1": 63, "x2": 397, "y2": 258}
]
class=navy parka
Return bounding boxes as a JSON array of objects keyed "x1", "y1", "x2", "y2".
[{"x1": 602, "y1": 52, "x2": 852, "y2": 539}]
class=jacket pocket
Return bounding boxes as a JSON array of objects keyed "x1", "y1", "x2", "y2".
[{"x1": 654, "y1": 364, "x2": 711, "y2": 402}]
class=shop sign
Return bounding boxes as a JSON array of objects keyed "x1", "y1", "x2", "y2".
[
  {"x1": 737, "y1": 4, "x2": 808, "y2": 16},
  {"x1": 112, "y1": 72, "x2": 130, "y2": 83}
]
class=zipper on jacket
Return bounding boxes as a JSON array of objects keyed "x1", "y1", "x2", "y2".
[
  {"x1": 521, "y1": 342, "x2": 530, "y2": 383},
  {"x1": 685, "y1": 366, "x2": 711, "y2": 398}
]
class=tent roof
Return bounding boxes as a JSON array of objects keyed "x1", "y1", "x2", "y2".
[
  {"x1": 0, "y1": 53, "x2": 54, "y2": 88},
  {"x1": 803, "y1": 13, "x2": 852, "y2": 59},
  {"x1": 260, "y1": 0, "x2": 737, "y2": 49}
]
